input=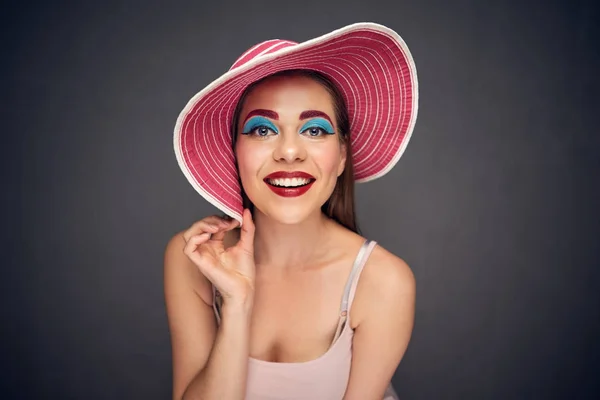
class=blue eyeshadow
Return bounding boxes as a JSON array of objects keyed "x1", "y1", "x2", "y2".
[
  {"x1": 242, "y1": 116, "x2": 279, "y2": 134},
  {"x1": 299, "y1": 118, "x2": 335, "y2": 134}
]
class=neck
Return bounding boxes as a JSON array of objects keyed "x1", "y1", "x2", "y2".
[{"x1": 252, "y1": 209, "x2": 335, "y2": 272}]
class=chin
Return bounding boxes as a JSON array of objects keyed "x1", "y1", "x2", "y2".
[
  {"x1": 257, "y1": 204, "x2": 320, "y2": 225},
  {"x1": 245, "y1": 182, "x2": 336, "y2": 225}
]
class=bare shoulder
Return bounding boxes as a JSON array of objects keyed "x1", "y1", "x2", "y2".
[
  {"x1": 351, "y1": 243, "x2": 416, "y2": 327},
  {"x1": 163, "y1": 227, "x2": 241, "y2": 306},
  {"x1": 164, "y1": 230, "x2": 213, "y2": 306},
  {"x1": 164, "y1": 228, "x2": 224, "y2": 398},
  {"x1": 343, "y1": 243, "x2": 416, "y2": 398},
  {"x1": 365, "y1": 244, "x2": 415, "y2": 293}
]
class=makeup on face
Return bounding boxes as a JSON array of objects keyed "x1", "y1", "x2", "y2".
[
  {"x1": 241, "y1": 116, "x2": 279, "y2": 136},
  {"x1": 240, "y1": 109, "x2": 280, "y2": 136},
  {"x1": 234, "y1": 77, "x2": 344, "y2": 222},
  {"x1": 299, "y1": 118, "x2": 335, "y2": 136},
  {"x1": 240, "y1": 108, "x2": 335, "y2": 137},
  {"x1": 243, "y1": 109, "x2": 280, "y2": 123},
  {"x1": 263, "y1": 171, "x2": 316, "y2": 198},
  {"x1": 298, "y1": 110, "x2": 333, "y2": 124},
  {"x1": 265, "y1": 180, "x2": 315, "y2": 197},
  {"x1": 298, "y1": 110, "x2": 335, "y2": 136}
]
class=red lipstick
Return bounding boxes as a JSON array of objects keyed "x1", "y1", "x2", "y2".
[{"x1": 263, "y1": 171, "x2": 316, "y2": 197}]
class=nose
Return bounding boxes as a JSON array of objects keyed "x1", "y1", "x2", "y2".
[{"x1": 272, "y1": 131, "x2": 307, "y2": 163}]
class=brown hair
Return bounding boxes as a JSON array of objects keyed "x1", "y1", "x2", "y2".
[{"x1": 230, "y1": 69, "x2": 360, "y2": 233}]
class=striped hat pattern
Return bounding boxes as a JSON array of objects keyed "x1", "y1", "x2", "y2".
[{"x1": 174, "y1": 22, "x2": 419, "y2": 224}]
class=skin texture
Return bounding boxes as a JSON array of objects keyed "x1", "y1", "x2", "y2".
[
  {"x1": 235, "y1": 75, "x2": 346, "y2": 226},
  {"x1": 164, "y1": 75, "x2": 416, "y2": 400}
]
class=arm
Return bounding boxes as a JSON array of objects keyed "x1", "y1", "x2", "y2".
[
  {"x1": 164, "y1": 232, "x2": 252, "y2": 400},
  {"x1": 342, "y1": 247, "x2": 416, "y2": 400}
]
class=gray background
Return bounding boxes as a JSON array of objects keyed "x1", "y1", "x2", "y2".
[{"x1": 3, "y1": 0, "x2": 599, "y2": 398}]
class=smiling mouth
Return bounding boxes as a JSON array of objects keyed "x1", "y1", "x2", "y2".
[{"x1": 264, "y1": 177, "x2": 315, "y2": 188}]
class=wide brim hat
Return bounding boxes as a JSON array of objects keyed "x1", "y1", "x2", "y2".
[{"x1": 174, "y1": 22, "x2": 419, "y2": 224}]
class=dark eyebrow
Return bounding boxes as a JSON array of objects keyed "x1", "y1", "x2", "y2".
[
  {"x1": 243, "y1": 109, "x2": 279, "y2": 124},
  {"x1": 299, "y1": 110, "x2": 333, "y2": 124}
]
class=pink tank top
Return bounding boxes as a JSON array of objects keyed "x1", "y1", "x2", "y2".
[{"x1": 212, "y1": 240, "x2": 400, "y2": 400}]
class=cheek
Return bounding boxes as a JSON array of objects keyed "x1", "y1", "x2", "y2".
[
  {"x1": 311, "y1": 142, "x2": 345, "y2": 177},
  {"x1": 235, "y1": 140, "x2": 269, "y2": 185},
  {"x1": 311, "y1": 141, "x2": 342, "y2": 181}
]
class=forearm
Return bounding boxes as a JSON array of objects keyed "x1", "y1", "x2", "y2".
[{"x1": 182, "y1": 305, "x2": 252, "y2": 400}]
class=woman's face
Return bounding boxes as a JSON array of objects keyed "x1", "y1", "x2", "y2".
[{"x1": 235, "y1": 75, "x2": 347, "y2": 225}]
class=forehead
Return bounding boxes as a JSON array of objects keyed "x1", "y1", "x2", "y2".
[{"x1": 240, "y1": 75, "x2": 335, "y2": 117}]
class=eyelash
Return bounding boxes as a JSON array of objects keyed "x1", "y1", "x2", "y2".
[
  {"x1": 301, "y1": 126, "x2": 330, "y2": 137},
  {"x1": 299, "y1": 119, "x2": 335, "y2": 136},
  {"x1": 242, "y1": 126, "x2": 331, "y2": 138},
  {"x1": 240, "y1": 116, "x2": 335, "y2": 138},
  {"x1": 242, "y1": 125, "x2": 277, "y2": 138}
]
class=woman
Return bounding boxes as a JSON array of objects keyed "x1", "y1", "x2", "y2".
[{"x1": 165, "y1": 23, "x2": 419, "y2": 399}]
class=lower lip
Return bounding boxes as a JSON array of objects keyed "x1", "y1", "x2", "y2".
[{"x1": 264, "y1": 180, "x2": 315, "y2": 197}]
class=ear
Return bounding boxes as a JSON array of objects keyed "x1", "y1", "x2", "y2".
[{"x1": 337, "y1": 142, "x2": 347, "y2": 177}]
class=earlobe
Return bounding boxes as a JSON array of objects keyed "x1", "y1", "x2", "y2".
[
  {"x1": 337, "y1": 160, "x2": 346, "y2": 177},
  {"x1": 337, "y1": 144, "x2": 347, "y2": 177}
]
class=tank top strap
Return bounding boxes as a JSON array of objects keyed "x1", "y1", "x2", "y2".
[
  {"x1": 330, "y1": 240, "x2": 377, "y2": 343},
  {"x1": 213, "y1": 240, "x2": 378, "y2": 339},
  {"x1": 342, "y1": 239, "x2": 377, "y2": 313}
]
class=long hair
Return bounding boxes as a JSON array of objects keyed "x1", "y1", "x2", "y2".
[{"x1": 230, "y1": 69, "x2": 360, "y2": 234}]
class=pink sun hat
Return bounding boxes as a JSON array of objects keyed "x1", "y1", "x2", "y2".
[{"x1": 174, "y1": 22, "x2": 419, "y2": 225}]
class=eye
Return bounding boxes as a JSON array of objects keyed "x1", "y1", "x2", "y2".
[
  {"x1": 241, "y1": 116, "x2": 279, "y2": 137},
  {"x1": 299, "y1": 118, "x2": 335, "y2": 137},
  {"x1": 253, "y1": 126, "x2": 275, "y2": 137},
  {"x1": 304, "y1": 127, "x2": 326, "y2": 137}
]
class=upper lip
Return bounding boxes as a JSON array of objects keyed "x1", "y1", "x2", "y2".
[{"x1": 264, "y1": 171, "x2": 315, "y2": 180}]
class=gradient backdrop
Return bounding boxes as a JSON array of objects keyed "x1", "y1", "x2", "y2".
[{"x1": 3, "y1": 0, "x2": 599, "y2": 398}]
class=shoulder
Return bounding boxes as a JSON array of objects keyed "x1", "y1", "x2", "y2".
[
  {"x1": 163, "y1": 227, "x2": 241, "y2": 306},
  {"x1": 343, "y1": 244, "x2": 416, "y2": 397},
  {"x1": 164, "y1": 230, "x2": 214, "y2": 306},
  {"x1": 351, "y1": 243, "x2": 415, "y2": 327},
  {"x1": 365, "y1": 244, "x2": 415, "y2": 295}
]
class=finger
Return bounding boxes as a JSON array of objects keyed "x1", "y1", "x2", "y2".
[
  {"x1": 226, "y1": 217, "x2": 241, "y2": 228},
  {"x1": 183, "y1": 218, "x2": 224, "y2": 241},
  {"x1": 207, "y1": 214, "x2": 238, "y2": 229},
  {"x1": 183, "y1": 235, "x2": 229, "y2": 285},
  {"x1": 218, "y1": 216, "x2": 235, "y2": 228},
  {"x1": 190, "y1": 216, "x2": 224, "y2": 229},
  {"x1": 211, "y1": 219, "x2": 240, "y2": 242},
  {"x1": 237, "y1": 208, "x2": 255, "y2": 254},
  {"x1": 183, "y1": 224, "x2": 217, "y2": 242},
  {"x1": 211, "y1": 229, "x2": 227, "y2": 242},
  {"x1": 183, "y1": 233, "x2": 211, "y2": 259},
  {"x1": 217, "y1": 215, "x2": 239, "y2": 229}
]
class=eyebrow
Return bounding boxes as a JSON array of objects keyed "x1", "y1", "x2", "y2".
[
  {"x1": 243, "y1": 109, "x2": 279, "y2": 124},
  {"x1": 299, "y1": 110, "x2": 333, "y2": 124}
]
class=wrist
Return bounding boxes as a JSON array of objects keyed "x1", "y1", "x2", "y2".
[{"x1": 221, "y1": 299, "x2": 254, "y2": 319}]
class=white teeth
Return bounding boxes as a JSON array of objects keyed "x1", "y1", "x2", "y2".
[{"x1": 268, "y1": 177, "x2": 312, "y2": 187}]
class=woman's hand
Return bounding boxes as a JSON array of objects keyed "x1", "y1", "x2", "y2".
[{"x1": 182, "y1": 209, "x2": 256, "y2": 309}]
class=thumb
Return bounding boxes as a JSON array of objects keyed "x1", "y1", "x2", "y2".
[{"x1": 238, "y1": 208, "x2": 255, "y2": 254}]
